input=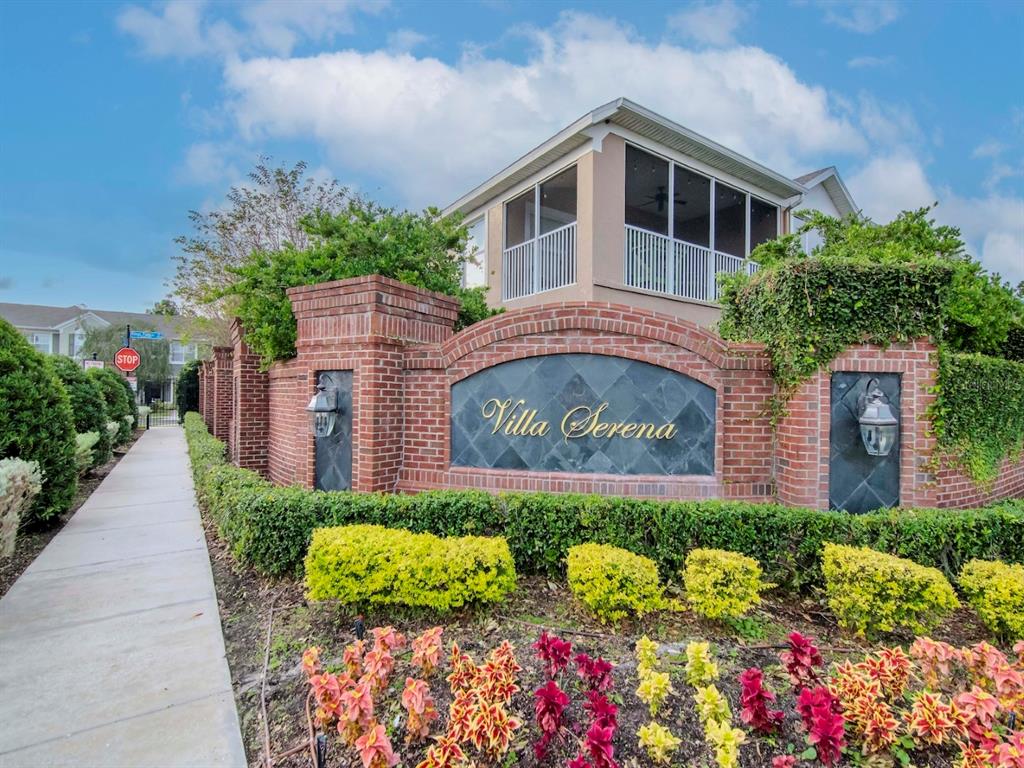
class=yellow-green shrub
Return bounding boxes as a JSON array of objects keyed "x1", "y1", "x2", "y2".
[
  {"x1": 304, "y1": 524, "x2": 516, "y2": 612},
  {"x1": 822, "y1": 543, "x2": 959, "y2": 637},
  {"x1": 959, "y1": 559, "x2": 1024, "y2": 641},
  {"x1": 683, "y1": 548, "x2": 769, "y2": 620},
  {"x1": 566, "y1": 543, "x2": 666, "y2": 623}
]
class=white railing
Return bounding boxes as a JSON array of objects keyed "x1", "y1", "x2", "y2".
[
  {"x1": 624, "y1": 225, "x2": 758, "y2": 303},
  {"x1": 502, "y1": 222, "x2": 577, "y2": 301}
]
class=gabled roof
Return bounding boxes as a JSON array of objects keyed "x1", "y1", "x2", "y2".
[
  {"x1": 0, "y1": 302, "x2": 189, "y2": 338},
  {"x1": 445, "y1": 97, "x2": 807, "y2": 216},
  {"x1": 793, "y1": 166, "x2": 859, "y2": 217}
]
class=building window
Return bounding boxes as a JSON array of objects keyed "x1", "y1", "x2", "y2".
[
  {"x1": 539, "y1": 165, "x2": 578, "y2": 234},
  {"x1": 750, "y1": 197, "x2": 779, "y2": 251},
  {"x1": 70, "y1": 331, "x2": 86, "y2": 357},
  {"x1": 674, "y1": 165, "x2": 711, "y2": 248},
  {"x1": 714, "y1": 182, "x2": 746, "y2": 258},
  {"x1": 169, "y1": 341, "x2": 196, "y2": 365},
  {"x1": 463, "y1": 217, "x2": 487, "y2": 288},
  {"x1": 625, "y1": 144, "x2": 669, "y2": 236},
  {"x1": 25, "y1": 332, "x2": 52, "y2": 354},
  {"x1": 504, "y1": 188, "x2": 535, "y2": 248}
]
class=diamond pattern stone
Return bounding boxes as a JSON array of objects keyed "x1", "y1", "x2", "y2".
[
  {"x1": 314, "y1": 370, "x2": 353, "y2": 491},
  {"x1": 450, "y1": 353, "x2": 715, "y2": 476}
]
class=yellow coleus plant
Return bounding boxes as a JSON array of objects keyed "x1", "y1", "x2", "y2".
[
  {"x1": 638, "y1": 722, "x2": 681, "y2": 765},
  {"x1": 705, "y1": 719, "x2": 746, "y2": 768},
  {"x1": 685, "y1": 641, "x2": 720, "y2": 686},
  {"x1": 695, "y1": 684, "x2": 732, "y2": 726}
]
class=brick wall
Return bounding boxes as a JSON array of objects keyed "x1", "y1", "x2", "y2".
[
  {"x1": 222, "y1": 275, "x2": 1021, "y2": 509},
  {"x1": 230, "y1": 320, "x2": 269, "y2": 475},
  {"x1": 211, "y1": 346, "x2": 234, "y2": 446},
  {"x1": 935, "y1": 456, "x2": 1024, "y2": 508}
]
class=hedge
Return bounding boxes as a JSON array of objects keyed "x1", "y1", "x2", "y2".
[
  {"x1": 88, "y1": 367, "x2": 135, "y2": 445},
  {"x1": 182, "y1": 413, "x2": 1024, "y2": 586},
  {"x1": 51, "y1": 356, "x2": 111, "y2": 468},
  {"x1": 175, "y1": 360, "x2": 200, "y2": 419},
  {"x1": 0, "y1": 319, "x2": 77, "y2": 524}
]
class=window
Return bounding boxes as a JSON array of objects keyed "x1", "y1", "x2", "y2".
[
  {"x1": 625, "y1": 144, "x2": 669, "y2": 235},
  {"x1": 750, "y1": 197, "x2": 779, "y2": 251},
  {"x1": 539, "y1": 165, "x2": 577, "y2": 234},
  {"x1": 674, "y1": 165, "x2": 711, "y2": 248},
  {"x1": 70, "y1": 331, "x2": 86, "y2": 357},
  {"x1": 169, "y1": 341, "x2": 196, "y2": 365},
  {"x1": 714, "y1": 182, "x2": 746, "y2": 258},
  {"x1": 504, "y1": 188, "x2": 535, "y2": 248},
  {"x1": 25, "y1": 332, "x2": 51, "y2": 354},
  {"x1": 463, "y1": 217, "x2": 487, "y2": 288}
]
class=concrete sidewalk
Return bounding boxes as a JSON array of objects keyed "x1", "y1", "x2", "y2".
[{"x1": 0, "y1": 428, "x2": 246, "y2": 768}]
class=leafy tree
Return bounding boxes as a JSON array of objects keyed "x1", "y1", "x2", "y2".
[
  {"x1": 744, "y1": 206, "x2": 1024, "y2": 356},
  {"x1": 221, "y1": 199, "x2": 498, "y2": 366},
  {"x1": 172, "y1": 158, "x2": 347, "y2": 319},
  {"x1": 50, "y1": 356, "x2": 111, "y2": 468},
  {"x1": 147, "y1": 298, "x2": 180, "y2": 316},
  {"x1": 175, "y1": 359, "x2": 200, "y2": 416},
  {"x1": 0, "y1": 318, "x2": 77, "y2": 525},
  {"x1": 88, "y1": 367, "x2": 134, "y2": 445},
  {"x1": 81, "y1": 325, "x2": 171, "y2": 395}
]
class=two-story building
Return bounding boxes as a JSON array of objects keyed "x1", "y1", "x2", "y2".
[
  {"x1": 446, "y1": 98, "x2": 857, "y2": 327},
  {"x1": 0, "y1": 302, "x2": 202, "y2": 404}
]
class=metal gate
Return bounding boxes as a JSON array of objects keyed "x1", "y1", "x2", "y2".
[
  {"x1": 138, "y1": 405, "x2": 179, "y2": 429},
  {"x1": 314, "y1": 370, "x2": 353, "y2": 491}
]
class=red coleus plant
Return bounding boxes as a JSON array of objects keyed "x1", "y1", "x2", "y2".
[
  {"x1": 583, "y1": 690, "x2": 618, "y2": 730},
  {"x1": 797, "y1": 686, "x2": 846, "y2": 767},
  {"x1": 781, "y1": 632, "x2": 824, "y2": 691},
  {"x1": 569, "y1": 689, "x2": 620, "y2": 767},
  {"x1": 739, "y1": 667, "x2": 784, "y2": 734},
  {"x1": 575, "y1": 653, "x2": 614, "y2": 693},
  {"x1": 533, "y1": 680, "x2": 570, "y2": 760},
  {"x1": 533, "y1": 631, "x2": 573, "y2": 680}
]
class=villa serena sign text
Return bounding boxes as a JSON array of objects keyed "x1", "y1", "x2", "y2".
[{"x1": 450, "y1": 354, "x2": 715, "y2": 476}]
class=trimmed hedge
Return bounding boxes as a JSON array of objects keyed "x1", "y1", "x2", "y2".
[
  {"x1": 683, "y1": 548, "x2": 768, "y2": 621},
  {"x1": 88, "y1": 367, "x2": 135, "y2": 445},
  {"x1": 566, "y1": 542, "x2": 666, "y2": 623},
  {"x1": 304, "y1": 524, "x2": 516, "y2": 611},
  {"x1": 822, "y1": 543, "x2": 959, "y2": 637},
  {"x1": 51, "y1": 356, "x2": 111, "y2": 467},
  {"x1": 182, "y1": 414, "x2": 1024, "y2": 584},
  {"x1": 0, "y1": 319, "x2": 77, "y2": 524},
  {"x1": 959, "y1": 559, "x2": 1024, "y2": 641}
]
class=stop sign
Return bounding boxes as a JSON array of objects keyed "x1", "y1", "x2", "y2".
[{"x1": 114, "y1": 347, "x2": 141, "y2": 373}]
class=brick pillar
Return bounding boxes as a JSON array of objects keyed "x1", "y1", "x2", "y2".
[
  {"x1": 197, "y1": 362, "x2": 207, "y2": 424},
  {"x1": 211, "y1": 346, "x2": 234, "y2": 445},
  {"x1": 200, "y1": 361, "x2": 215, "y2": 430},
  {"x1": 231, "y1": 319, "x2": 269, "y2": 475},
  {"x1": 276, "y1": 275, "x2": 459, "y2": 491},
  {"x1": 775, "y1": 372, "x2": 828, "y2": 508}
]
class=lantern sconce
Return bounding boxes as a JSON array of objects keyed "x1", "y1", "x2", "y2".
[
  {"x1": 856, "y1": 378, "x2": 899, "y2": 457},
  {"x1": 306, "y1": 373, "x2": 342, "y2": 438}
]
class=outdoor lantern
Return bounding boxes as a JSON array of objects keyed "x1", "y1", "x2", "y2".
[
  {"x1": 857, "y1": 379, "x2": 899, "y2": 457},
  {"x1": 306, "y1": 373, "x2": 340, "y2": 438}
]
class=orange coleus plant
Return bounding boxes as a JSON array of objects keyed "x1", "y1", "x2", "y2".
[
  {"x1": 907, "y1": 691, "x2": 963, "y2": 747},
  {"x1": 356, "y1": 721, "x2": 399, "y2": 768},
  {"x1": 402, "y1": 677, "x2": 440, "y2": 743},
  {"x1": 412, "y1": 627, "x2": 444, "y2": 678}
]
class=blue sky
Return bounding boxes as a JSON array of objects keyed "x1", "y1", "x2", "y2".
[{"x1": 1, "y1": 0, "x2": 1022, "y2": 312}]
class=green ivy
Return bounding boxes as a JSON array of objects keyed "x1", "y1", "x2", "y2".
[{"x1": 932, "y1": 352, "x2": 1024, "y2": 485}]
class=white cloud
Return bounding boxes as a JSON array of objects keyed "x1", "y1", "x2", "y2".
[
  {"x1": 857, "y1": 93, "x2": 920, "y2": 146},
  {"x1": 386, "y1": 28, "x2": 429, "y2": 53},
  {"x1": 819, "y1": 1, "x2": 902, "y2": 34},
  {"x1": 667, "y1": 1, "x2": 751, "y2": 47},
  {"x1": 847, "y1": 55, "x2": 894, "y2": 69},
  {"x1": 849, "y1": 153, "x2": 1024, "y2": 284},
  {"x1": 972, "y1": 139, "x2": 1006, "y2": 159},
  {"x1": 175, "y1": 141, "x2": 242, "y2": 186},
  {"x1": 221, "y1": 13, "x2": 864, "y2": 205},
  {"x1": 116, "y1": 0, "x2": 385, "y2": 59}
]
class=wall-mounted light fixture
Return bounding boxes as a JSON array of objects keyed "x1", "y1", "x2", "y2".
[
  {"x1": 857, "y1": 378, "x2": 898, "y2": 457},
  {"x1": 306, "y1": 373, "x2": 341, "y2": 438}
]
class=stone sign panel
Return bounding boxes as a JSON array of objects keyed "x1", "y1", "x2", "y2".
[
  {"x1": 314, "y1": 370, "x2": 353, "y2": 491},
  {"x1": 450, "y1": 353, "x2": 715, "y2": 475}
]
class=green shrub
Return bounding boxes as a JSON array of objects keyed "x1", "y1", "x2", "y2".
[
  {"x1": 74, "y1": 432, "x2": 99, "y2": 476},
  {"x1": 566, "y1": 543, "x2": 666, "y2": 623},
  {"x1": 959, "y1": 559, "x2": 1024, "y2": 641},
  {"x1": 88, "y1": 367, "x2": 135, "y2": 445},
  {"x1": 51, "y1": 356, "x2": 111, "y2": 467},
  {"x1": 180, "y1": 416, "x2": 1024, "y2": 584},
  {"x1": 0, "y1": 319, "x2": 77, "y2": 524},
  {"x1": 683, "y1": 548, "x2": 769, "y2": 620},
  {"x1": 304, "y1": 524, "x2": 516, "y2": 611},
  {"x1": 176, "y1": 360, "x2": 200, "y2": 418},
  {"x1": 822, "y1": 543, "x2": 959, "y2": 637},
  {"x1": 119, "y1": 376, "x2": 138, "y2": 430}
]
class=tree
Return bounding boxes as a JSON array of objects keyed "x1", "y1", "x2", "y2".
[
  {"x1": 172, "y1": 158, "x2": 347, "y2": 319},
  {"x1": 81, "y1": 325, "x2": 171, "y2": 395},
  {"x1": 147, "y1": 298, "x2": 179, "y2": 316},
  {"x1": 175, "y1": 359, "x2": 200, "y2": 416},
  {"x1": 221, "y1": 199, "x2": 497, "y2": 367}
]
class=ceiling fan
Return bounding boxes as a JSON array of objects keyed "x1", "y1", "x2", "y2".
[{"x1": 641, "y1": 186, "x2": 686, "y2": 213}]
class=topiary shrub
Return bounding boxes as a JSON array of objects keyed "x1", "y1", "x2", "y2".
[
  {"x1": 959, "y1": 559, "x2": 1024, "y2": 641},
  {"x1": 566, "y1": 543, "x2": 667, "y2": 624},
  {"x1": 683, "y1": 548, "x2": 769, "y2": 621},
  {"x1": 88, "y1": 367, "x2": 134, "y2": 445},
  {"x1": 304, "y1": 524, "x2": 516, "y2": 611},
  {"x1": 0, "y1": 319, "x2": 77, "y2": 525},
  {"x1": 822, "y1": 543, "x2": 959, "y2": 637},
  {"x1": 50, "y1": 356, "x2": 110, "y2": 467}
]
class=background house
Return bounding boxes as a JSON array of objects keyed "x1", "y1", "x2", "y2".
[
  {"x1": 0, "y1": 302, "x2": 202, "y2": 404},
  {"x1": 446, "y1": 97, "x2": 858, "y2": 327}
]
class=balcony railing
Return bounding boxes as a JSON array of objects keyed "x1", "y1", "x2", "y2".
[
  {"x1": 624, "y1": 225, "x2": 758, "y2": 303},
  {"x1": 502, "y1": 221, "x2": 577, "y2": 301}
]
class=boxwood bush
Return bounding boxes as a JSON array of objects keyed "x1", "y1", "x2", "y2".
[
  {"x1": 51, "y1": 356, "x2": 111, "y2": 467},
  {"x1": 0, "y1": 318, "x2": 77, "y2": 525},
  {"x1": 182, "y1": 414, "x2": 1024, "y2": 584},
  {"x1": 88, "y1": 367, "x2": 135, "y2": 445},
  {"x1": 566, "y1": 542, "x2": 666, "y2": 623},
  {"x1": 959, "y1": 559, "x2": 1024, "y2": 641}
]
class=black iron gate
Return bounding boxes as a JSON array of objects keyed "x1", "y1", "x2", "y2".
[{"x1": 138, "y1": 404, "x2": 179, "y2": 429}]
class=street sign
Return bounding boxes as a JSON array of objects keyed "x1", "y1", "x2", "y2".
[
  {"x1": 130, "y1": 331, "x2": 163, "y2": 340},
  {"x1": 114, "y1": 347, "x2": 141, "y2": 373},
  {"x1": 82, "y1": 359, "x2": 104, "y2": 370},
  {"x1": 126, "y1": 376, "x2": 138, "y2": 392}
]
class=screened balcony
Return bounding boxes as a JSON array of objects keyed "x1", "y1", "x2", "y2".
[
  {"x1": 502, "y1": 165, "x2": 577, "y2": 301},
  {"x1": 623, "y1": 145, "x2": 773, "y2": 302}
]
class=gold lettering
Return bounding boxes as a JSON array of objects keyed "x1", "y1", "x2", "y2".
[{"x1": 481, "y1": 398, "x2": 676, "y2": 442}]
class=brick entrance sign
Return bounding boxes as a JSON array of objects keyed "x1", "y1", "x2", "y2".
[{"x1": 197, "y1": 275, "x2": 1024, "y2": 509}]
